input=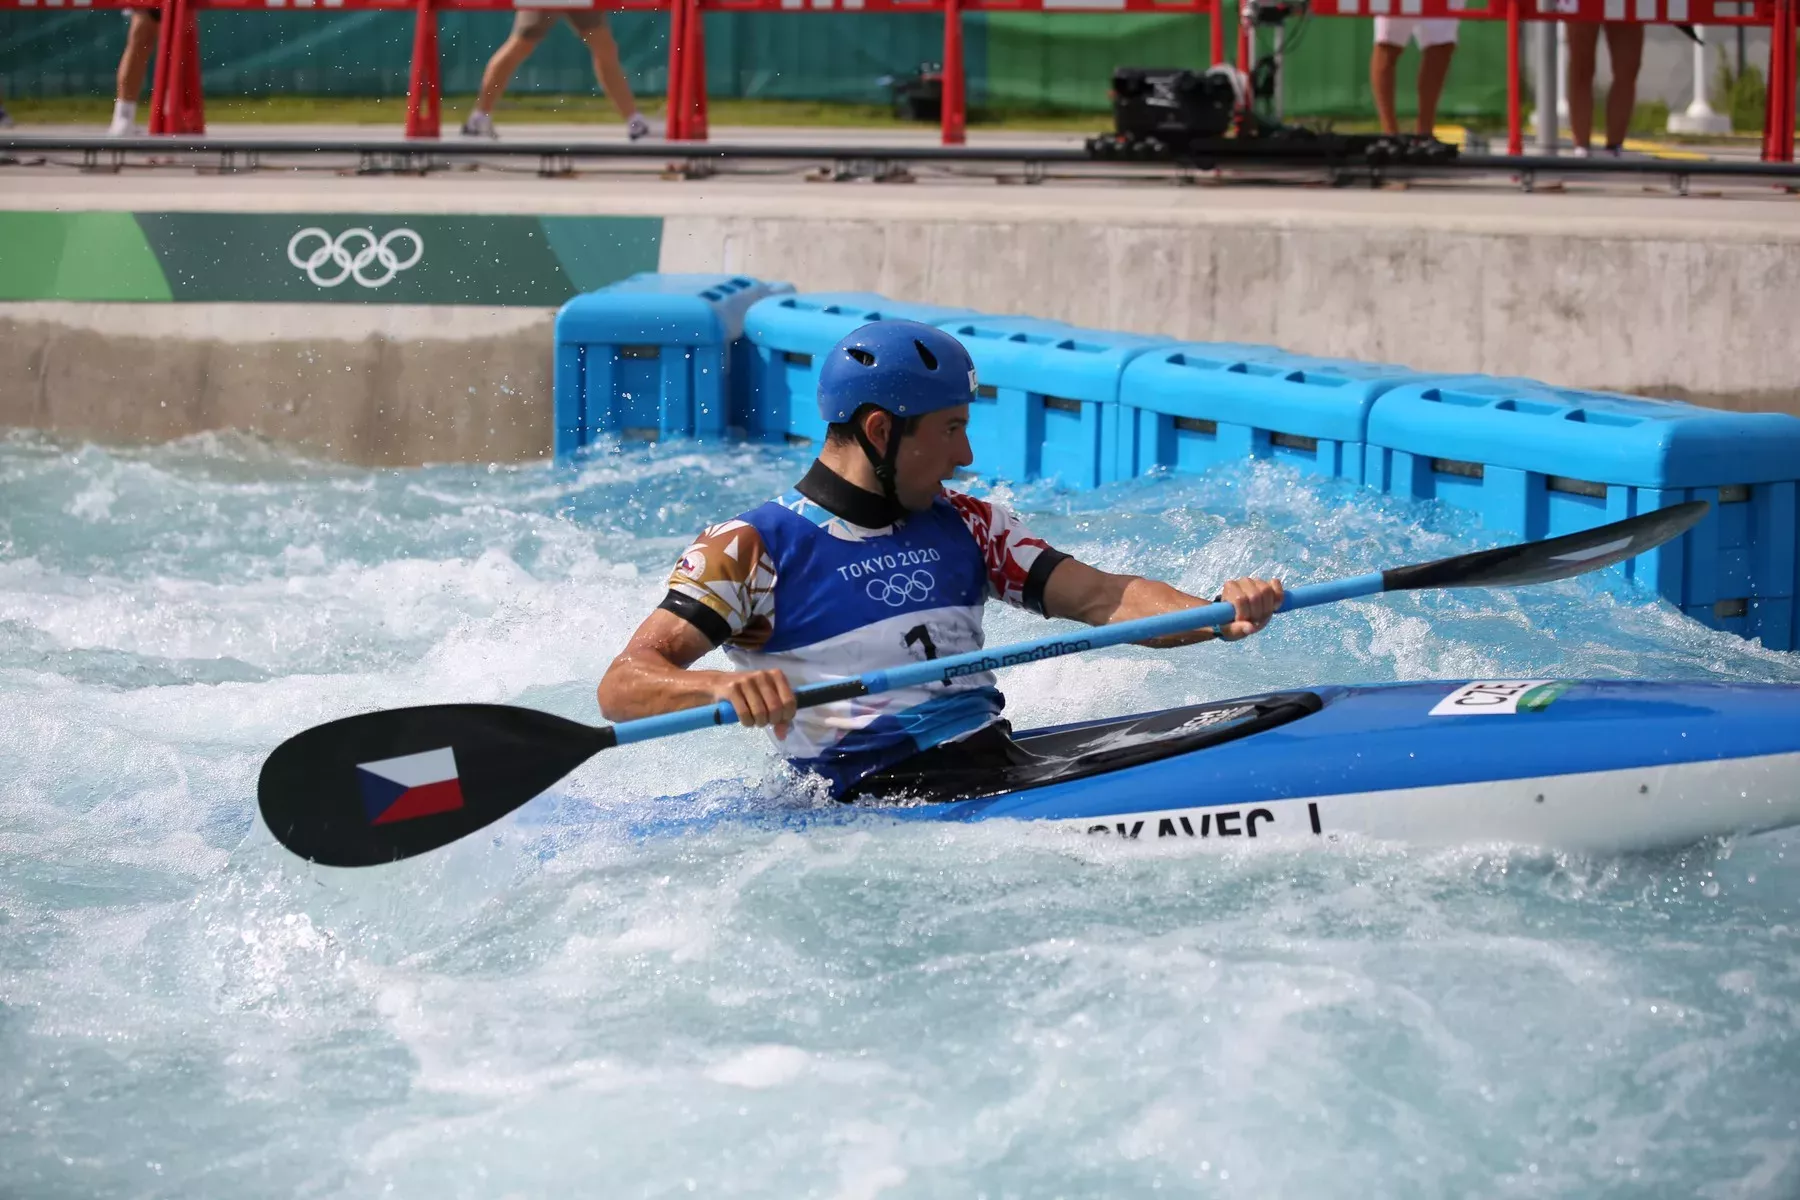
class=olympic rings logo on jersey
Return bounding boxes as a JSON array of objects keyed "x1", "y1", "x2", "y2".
[
  {"x1": 866, "y1": 569, "x2": 935, "y2": 607},
  {"x1": 286, "y1": 227, "x2": 424, "y2": 289}
]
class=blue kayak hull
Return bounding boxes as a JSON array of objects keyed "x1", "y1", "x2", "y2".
[{"x1": 889, "y1": 680, "x2": 1800, "y2": 852}]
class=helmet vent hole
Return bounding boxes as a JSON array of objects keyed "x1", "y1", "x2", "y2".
[
  {"x1": 913, "y1": 340, "x2": 939, "y2": 370},
  {"x1": 846, "y1": 348, "x2": 877, "y2": 367}
]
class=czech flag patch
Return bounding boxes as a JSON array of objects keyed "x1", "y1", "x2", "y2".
[{"x1": 356, "y1": 746, "x2": 466, "y2": 825}]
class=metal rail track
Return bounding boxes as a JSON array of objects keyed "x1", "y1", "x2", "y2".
[{"x1": 4, "y1": 134, "x2": 1797, "y2": 193}]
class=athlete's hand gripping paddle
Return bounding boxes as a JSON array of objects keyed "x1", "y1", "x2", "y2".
[{"x1": 259, "y1": 501, "x2": 1709, "y2": 867}]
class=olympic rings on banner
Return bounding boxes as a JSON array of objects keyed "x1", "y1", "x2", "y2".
[
  {"x1": 286, "y1": 227, "x2": 424, "y2": 289},
  {"x1": 866, "y1": 570, "x2": 936, "y2": 607}
]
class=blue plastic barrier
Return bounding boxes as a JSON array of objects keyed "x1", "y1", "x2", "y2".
[
  {"x1": 742, "y1": 293, "x2": 980, "y2": 445},
  {"x1": 553, "y1": 274, "x2": 792, "y2": 454},
  {"x1": 1117, "y1": 345, "x2": 1428, "y2": 484},
  {"x1": 1366, "y1": 377, "x2": 1800, "y2": 650},
  {"x1": 933, "y1": 316, "x2": 1170, "y2": 489}
]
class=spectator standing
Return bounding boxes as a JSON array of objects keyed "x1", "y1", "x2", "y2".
[
  {"x1": 109, "y1": 7, "x2": 161, "y2": 136},
  {"x1": 462, "y1": 11, "x2": 655, "y2": 140},
  {"x1": 1370, "y1": 11, "x2": 1458, "y2": 138},
  {"x1": 1565, "y1": 21, "x2": 1643, "y2": 155}
]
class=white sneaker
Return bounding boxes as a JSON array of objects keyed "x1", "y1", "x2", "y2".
[
  {"x1": 461, "y1": 111, "x2": 497, "y2": 139},
  {"x1": 107, "y1": 114, "x2": 139, "y2": 137},
  {"x1": 627, "y1": 114, "x2": 661, "y2": 141},
  {"x1": 1569, "y1": 144, "x2": 1590, "y2": 158}
]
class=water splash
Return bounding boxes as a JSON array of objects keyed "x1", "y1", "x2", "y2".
[{"x1": 1, "y1": 430, "x2": 1796, "y2": 1198}]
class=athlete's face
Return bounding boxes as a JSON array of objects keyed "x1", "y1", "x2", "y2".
[{"x1": 893, "y1": 406, "x2": 974, "y2": 510}]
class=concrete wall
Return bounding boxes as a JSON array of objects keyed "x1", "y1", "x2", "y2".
[
  {"x1": 5, "y1": 197, "x2": 1796, "y2": 464},
  {"x1": 662, "y1": 212, "x2": 1800, "y2": 418},
  {"x1": 0, "y1": 303, "x2": 554, "y2": 465}
]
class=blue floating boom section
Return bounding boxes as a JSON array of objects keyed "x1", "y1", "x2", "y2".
[
  {"x1": 553, "y1": 273, "x2": 793, "y2": 454},
  {"x1": 550, "y1": 277, "x2": 1800, "y2": 653},
  {"x1": 741, "y1": 292, "x2": 981, "y2": 445},
  {"x1": 1365, "y1": 376, "x2": 1800, "y2": 650},
  {"x1": 932, "y1": 316, "x2": 1171, "y2": 489},
  {"x1": 1117, "y1": 344, "x2": 1431, "y2": 485}
]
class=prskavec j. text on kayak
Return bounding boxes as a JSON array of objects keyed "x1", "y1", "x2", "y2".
[{"x1": 887, "y1": 678, "x2": 1800, "y2": 854}]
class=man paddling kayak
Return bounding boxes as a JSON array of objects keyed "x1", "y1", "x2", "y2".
[{"x1": 598, "y1": 320, "x2": 1284, "y2": 799}]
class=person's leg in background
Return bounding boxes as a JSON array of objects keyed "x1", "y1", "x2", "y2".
[
  {"x1": 111, "y1": 9, "x2": 161, "y2": 135},
  {"x1": 1601, "y1": 20, "x2": 1644, "y2": 151},
  {"x1": 574, "y1": 16, "x2": 656, "y2": 139},
  {"x1": 463, "y1": 12, "x2": 551, "y2": 137},
  {"x1": 1564, "y1": 19, "x2": 1600, "y2": 153},
  {"x1": 1413, "y1": 20, "x2": 1458, "y2": 136},
  {"x1": 1370, "y1": 19, "x2": 1410, "y2": 136}
]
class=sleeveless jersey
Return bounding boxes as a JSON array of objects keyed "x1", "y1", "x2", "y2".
[{"x1": 661, "y1": 465, "x2": 1067, "y2": 795}]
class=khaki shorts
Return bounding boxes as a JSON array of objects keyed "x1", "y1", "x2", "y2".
[
  {"x1": 513, "y1": 8, "x2": 610, "y2": 39},
  {"x1": 1374, "y1": 16, "x2": 1459, "y2": 46}
]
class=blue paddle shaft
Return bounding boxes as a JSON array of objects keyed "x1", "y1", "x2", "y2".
[{"x1": 608, "y1": 572, "x2": 1385, "y2": 747}]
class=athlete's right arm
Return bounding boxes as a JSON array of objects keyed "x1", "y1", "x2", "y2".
[{"x1": 597, "y1": 609, "x2": 798, "y2": 738}]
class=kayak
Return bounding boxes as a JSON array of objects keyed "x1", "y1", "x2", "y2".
[
  {"x1": 264, "y1": 505, "x2": 1764, "y2": 866},
  {"x1": 876, "y1": 679, "x2": 1800, "y2": 853}
]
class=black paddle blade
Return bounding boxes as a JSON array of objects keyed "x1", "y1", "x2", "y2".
[
  {"x1": 1383, "y1": 500, "x2": 1710, "y2": 593},
  {"x1": 258, "y1": 704, "x2": 614, "y2": 867}
]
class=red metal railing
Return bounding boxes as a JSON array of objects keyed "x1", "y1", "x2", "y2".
[{"x1": 2, "y1": 0, "x2": 1792, "y2": 158}]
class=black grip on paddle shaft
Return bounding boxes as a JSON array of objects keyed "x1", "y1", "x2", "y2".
[
  {"x1": 258, "y1": 703, "x2": 613, "y2": 867},
  {"x1": 795, "y1": 678, "x2": 871, "y2": 707}
]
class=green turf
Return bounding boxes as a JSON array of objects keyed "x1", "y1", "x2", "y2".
[
  {"x1": 3, "y1": 93, "x2": 1106, "y2": 131},
  {"x1": 7, "y1": 92, "x2": 1755, "y2": 146}
]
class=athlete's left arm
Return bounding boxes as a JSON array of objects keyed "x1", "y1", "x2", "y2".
[
  {"x1": 1039, "y1": 559, "x2": 1283, "y2": 648},
  {"x1": 944, "y1": 490, "x2": 1281, "y2": 647}
]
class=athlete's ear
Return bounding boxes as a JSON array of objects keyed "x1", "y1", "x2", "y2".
[{"x1": 860, "y1": 408, "x2": 894, "y2": 457}]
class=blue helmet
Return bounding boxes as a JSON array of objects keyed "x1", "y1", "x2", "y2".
[{"x1": 816, "y1": 320, "x2": 977, "y2": 425}]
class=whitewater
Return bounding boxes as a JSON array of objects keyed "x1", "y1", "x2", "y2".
[{"x1": 2, "y1": 429, "x2": 1797, "y2": 1198}]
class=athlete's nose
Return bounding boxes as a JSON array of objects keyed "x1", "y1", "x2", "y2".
[{"x1": 953, "y1": 431, "x2": 974, "y2": 470}]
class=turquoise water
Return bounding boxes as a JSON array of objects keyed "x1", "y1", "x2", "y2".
[{"x1": 3, "y1": 429, "x2": 1798, "y2": 1198}]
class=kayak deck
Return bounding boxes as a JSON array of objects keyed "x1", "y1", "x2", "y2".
[{"x1": 879, "y1": 679, "x2": 1800, "y2": 853}]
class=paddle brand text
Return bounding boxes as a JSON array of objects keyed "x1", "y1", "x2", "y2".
[{"x1": 940, "y1": 638, "x2": 1094, "y2": 681}]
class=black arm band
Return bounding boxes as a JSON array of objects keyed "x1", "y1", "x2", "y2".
[
  {"x1": 1023, "y1": 549, "x2": 1072, "y2": 617},
  {"x1": 658, "y1": 590, "x2": 732, "y2": 647}
]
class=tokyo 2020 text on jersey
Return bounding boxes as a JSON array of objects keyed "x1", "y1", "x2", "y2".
[{"x1": 659, "y1": 461, "x2": 1069, "y2": 795}]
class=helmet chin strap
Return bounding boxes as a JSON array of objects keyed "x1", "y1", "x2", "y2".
[{"x1": 852, "y1": 411, "x2": 907, "y2": 507}]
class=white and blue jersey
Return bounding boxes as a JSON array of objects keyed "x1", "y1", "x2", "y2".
[{"x1": 661, "y1": 461, "x2": 1069, "y2": 795}]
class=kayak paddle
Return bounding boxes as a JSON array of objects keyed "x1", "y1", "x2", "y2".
[{"x1": 259, "y1": 499, "x2": 1709, "y2": 867}]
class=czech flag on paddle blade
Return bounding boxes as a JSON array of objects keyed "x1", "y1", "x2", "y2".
[{"x1": 356, "y1": 746, "x2": 465, "y2": 825}]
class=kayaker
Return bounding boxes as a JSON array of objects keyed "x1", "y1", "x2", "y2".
[{"x1": 597, "y1": 319, "x2": 1284, "y2": 799}]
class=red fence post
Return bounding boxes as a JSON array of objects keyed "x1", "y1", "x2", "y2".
[
  {"x1": 1506, "y1": 0, "x2": 1521, "y2": 154},
  {"x1": 668, "y1": 0, "x2": 708, "y2": 141},
  {"x1": 147, "y1": 0, "x2": 175, "y2": 133},
  {"x1": 1761, "y1": 0, "x2": 1791, "y2": 160},
  {"x1": 1208, "y1": 0, "x2": 1224, "y2": 66},
  {"x1": 176, "y1": 0, "x2": 204, "y2": 132},
  {"x1": 666, "y1": 0, "x2": 688, "y2": 139},
  {"x1": 941, "y1": 0, "x2": 967, "y2": 145},
  {"x1": 148, "y1": 0, "x2": 204, "y2": 134},
  {"x1": 404, "y1": 0, "x2": 441, "y2": 138},
  {"x1": 1778, "y1": 0, "x2": 1797, "y2": 161},
  {"x1": 688, "y1": 0, "x2": 710, "y2": 139},
  {"x1": 1762, "y1": 22, "x2": 1774, "y2": 159}
]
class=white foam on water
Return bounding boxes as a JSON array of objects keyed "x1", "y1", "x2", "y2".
[{"x1": 3, "y1": 433, "x2": 1800, "y2": 1197}]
